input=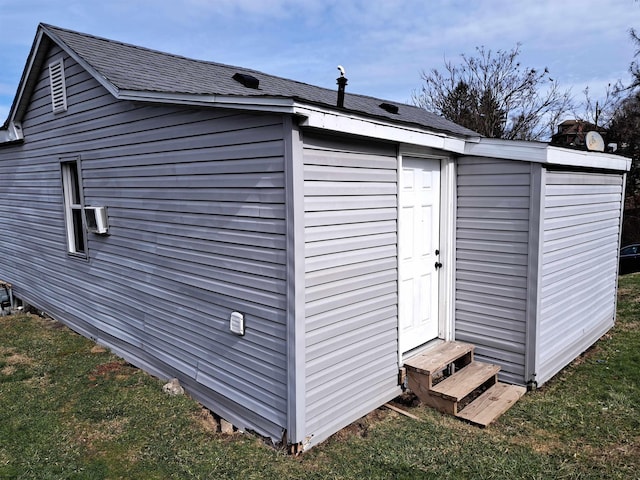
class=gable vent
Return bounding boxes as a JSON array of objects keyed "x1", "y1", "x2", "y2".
[
  {"x1": 379, "y1": 102, "x2": 399, "y2": 114},
  {"x1": 48, "y1": 58, "x2": 68, "y2": 114},
  {"x1": 232, "y1": 72, "x2": 260, "y2": 89}
]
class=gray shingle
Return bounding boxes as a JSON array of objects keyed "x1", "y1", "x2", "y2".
[{"x1": 43, "y1": 24, "x2": 478, "y2": 138}]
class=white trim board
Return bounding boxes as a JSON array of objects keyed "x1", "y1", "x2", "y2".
[
  {"x1": 295, "y1": 104, "x2": 470, "y2": 154},
  {"x1": 464, "y1": 138, "x2": 631, "y2": 172}
]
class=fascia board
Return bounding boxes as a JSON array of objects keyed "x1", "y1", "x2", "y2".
[
  {"x1": 1, "y1": 27, "x2": 48, "y2": 143},
  {"x1": 464, "y1": 138, "x2": 548, "y2": 162},
  {"x1": 116, "y1": 90, "x2": 297, "y2": 113},
  {"x1": 2, "y1": 27, "x2": 53, "y2": 134},
  {"x1": 294, "y1": 104, "x2": 471, "y2": 153},
  {"x1": 546, "y1": 145, "x2": 631, "y2": 171},
  {"x1": 464, "y1": 138, "x2": 632, "y2": 172}
]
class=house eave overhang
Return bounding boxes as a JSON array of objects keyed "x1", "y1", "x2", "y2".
[
  {"x1": 0, "y1": 27, "x2": 49, "y2": 144},
  {"x1": 464, "y1": 137, "x2": 632, "y2": 172},
  {"x1": 293, "y1": 103, "x2": 473, "y2": 153},
  {"x1": 102, "y1": 92, "x2": 475, "y2": 152},
  {"x1": 0, "y1": 122, "x2": 23, "y2": 143},
  {"x1": 116, "y1": 89, "x2": 298, "y2": 113},
  {"x1": 110, "y1": 95, "x2": 474, "y2": 152}
]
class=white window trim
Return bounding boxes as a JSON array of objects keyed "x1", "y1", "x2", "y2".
[{"x1": 61, "y1": 159, "x2": 87, "y2": 257}]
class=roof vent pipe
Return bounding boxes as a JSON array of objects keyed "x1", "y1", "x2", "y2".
[{"x1": 336, "y1": 65, "x2": 347, "y2": 108}]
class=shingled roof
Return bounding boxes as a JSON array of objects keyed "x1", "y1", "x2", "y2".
[{"x1": 36, "y1": 24, "x2": 477, "y2": 138}]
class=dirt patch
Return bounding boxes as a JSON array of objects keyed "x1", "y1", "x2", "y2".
[
  {"x1": 75, "y1": 418, "x2": 130, "y2": 452},
  {"x1": 568, "y1": 342, "x2": 604, "y2": 367},
  {"x1": 577, "y1": 437, "x2": 640, "y2": 465},
  {"x1": 88, "y1": 361, "x2": 136, "y2": 382},
  {"x1": 617, "y1": 286, "x2": 633, "y2": 297},
  {"x1": 0, "y1": 346, "x2": 15, "y2": 356},
  {"x1": 507, "y1": 427, "x2": 565, "y2": 454},
  {"x1": 194, "y1": 407, "x2": 219, "y2": 433},
  {"x1": 90, "y1": 345, "x2": 108, "y2": 354},
  {"x1": 329, "y1": 408, "x2": 390, "y2": 442},
  {"x1": 1, "y1": 353, "x2": 34, "y2": 375},
  {"x1": 46, "y1": 320, "x2": 67, "y2": 330},
  {"x1": 391, "y1": 392, "x2": 421, "y2": 408},
  {"x1": 617, "y1": 320, "x2": 640, "y2": 332},
  {"x1": 6, "y1": 353, "x2": 33, "y2": 365}
]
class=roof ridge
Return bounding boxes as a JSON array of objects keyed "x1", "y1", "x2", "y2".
[
  {"x1": 40, "y1": 23, "x2": 417, "y2": 108},
  {"x1": 41, "y1": 23, "x2": 243, "y2": 71},
  {"x1": 35, "y1": 23, "x2": 477, "y2": 137}
]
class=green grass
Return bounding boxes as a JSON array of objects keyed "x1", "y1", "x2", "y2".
[{"x1": 1, "y1": 275, "x2": 639, "y2": 479}]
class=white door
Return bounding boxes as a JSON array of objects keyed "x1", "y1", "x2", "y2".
[{"x1": 399, "y1": 157, "x2": 441, "y2": 354}]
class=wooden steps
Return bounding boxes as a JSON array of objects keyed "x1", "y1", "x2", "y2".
[{"x1": 404, "y1": 341, "x2": 526, "y2": 426}]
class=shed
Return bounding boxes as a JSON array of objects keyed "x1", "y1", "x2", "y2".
[{"x1": 0, "y1": 24, "x2": 630, "y2": 450}]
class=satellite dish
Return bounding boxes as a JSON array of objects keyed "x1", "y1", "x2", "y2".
[{"x1": 586, "y1": 131, "x2": 605, "y2": 152}]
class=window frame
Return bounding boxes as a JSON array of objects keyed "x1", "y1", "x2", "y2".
[{"x1": 60, "y1": 157, "x2": 88, "y2": 258}]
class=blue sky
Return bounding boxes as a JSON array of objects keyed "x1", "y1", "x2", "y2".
[{"x1": 1, "y1": 0, "x2": 639, "y2": 123}]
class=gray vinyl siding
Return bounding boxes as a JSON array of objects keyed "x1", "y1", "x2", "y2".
[
  {"x1": 302, "y1": 134, "x2": 401, "y2": 447},
  {"x1": 536, "y1": 169, "x2": 623, "y2": 385},
  {"x1": 0, "y1": 45, "x2": 289, "y2": 440},
  {"x1": 455, "y1": 157, "x2": 532, "y2": 385}
]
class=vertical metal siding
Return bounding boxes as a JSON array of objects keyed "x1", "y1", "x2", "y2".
[
  {"x1": 536, "y1": 170, "x2": 622, "y2": 385},
  {"x1": 0, "y1": 46, "x2": 289, "y2": 441},
  {"x1": 302, "y1": 134, "x2": 401, "y2": 448},
  {"x1": 455, "y1": 157, "x2": 532, "y2": 384}
]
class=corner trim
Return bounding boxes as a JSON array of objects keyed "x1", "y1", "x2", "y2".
[
  {"x1": 525, "y1": 163, "x2": 544, "y2": 385},
  {"x1": 284, "y1": 116, "x2": 306, "y2": 445}
]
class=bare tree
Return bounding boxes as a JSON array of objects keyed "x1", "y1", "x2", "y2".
[
  {"x1": 629, "y1": 28, "x2": 640, "y2": 90},
  {"x1": 412, "y1": 45, "x2": 573, "y2": 141},
  {"x1": 576, "y1": 82, "x2": 624, "y2": 128}
]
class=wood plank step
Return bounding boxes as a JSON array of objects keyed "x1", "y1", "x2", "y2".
[
  {"x1": 430, "y1": 361, "x2": 500, "y2": 402},
  {"x1": 404, "y1": 341, "x2": 474, "y2": 376},
  {"x1": 457, "y1": 382, "x2": 527, "y2": 427}
]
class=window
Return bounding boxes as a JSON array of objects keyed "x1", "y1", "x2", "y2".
[
  {"x1": 61, "y1": 159, "x2": 86, "y2": 256},
  {"x1": 48, "y1": 58, "x2": 68, "y2": 113}
]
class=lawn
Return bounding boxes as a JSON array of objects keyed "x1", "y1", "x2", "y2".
[{"x1": 1, "y1": 275, "x2": 639, "y2": 479}]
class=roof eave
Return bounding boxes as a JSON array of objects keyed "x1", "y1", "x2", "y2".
[
  {"x1": 1, "y1": 23, "x2": 117, "y2": 145},
  {"x1": 110, "y1": 91, "x2": 477, "y2": 152},
  {"x1": 116, "y1": 89, "x2": 298, "y2": 113},
  {"x1": 0, "y1": 121, "x2": 23, "y2": 143},
  {"x1": 464, "y1": 137, "x2": 631, "y2": 171},
  {"x1": 293, "y1": 103, "x2": 475, "y2": 153},
  {"x1": 1, "y1": 26, "x2": 51, "y2": 139}
]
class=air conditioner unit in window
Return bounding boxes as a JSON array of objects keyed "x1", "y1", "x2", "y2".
[{"x1": 85, "y1": 206, "x2": 109, "y2": 234}]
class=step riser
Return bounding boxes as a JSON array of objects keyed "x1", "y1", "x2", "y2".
[
  {"x1": 407, "y1": 375, "x2": 456, "y2": 414},
  {"x1": 409, "y1": 373, "x2": 498, "y2": 416},
  {"x1": 430, "y1": 362, "x2": 500, "y2": 402},
  {"x1": 404, "y1": 341, "x2": 474, "y2": 377},
  {"x1": 417, "y1": 390, "x2": 458, "y2": 415}
]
